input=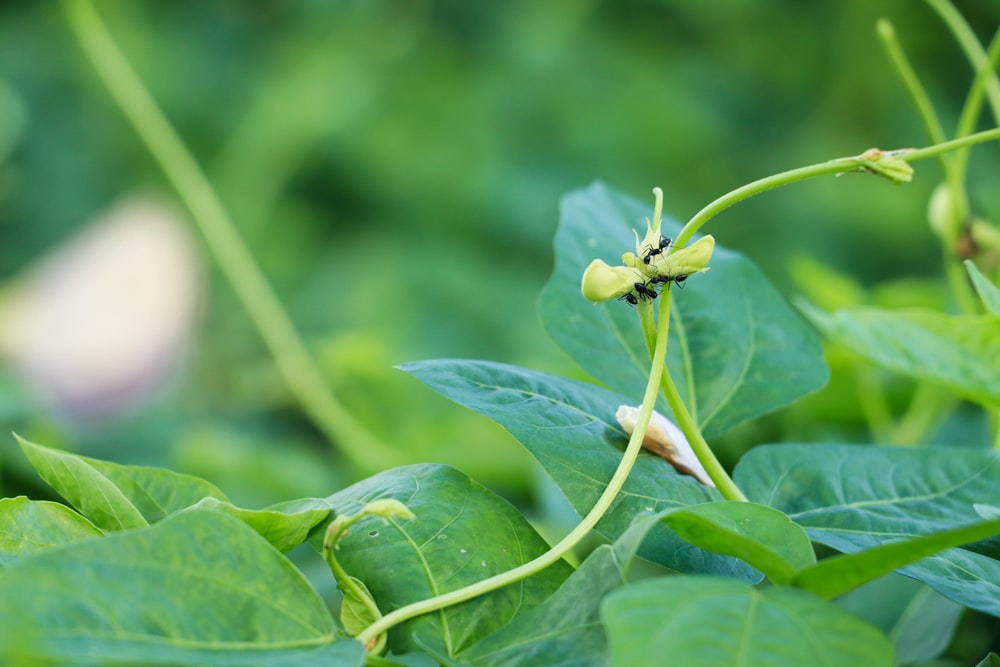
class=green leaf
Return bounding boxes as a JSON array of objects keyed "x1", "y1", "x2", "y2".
[
  {"x1": 190, "y1": 497, "x2": 331, "y2": 553},
  {"x1": 17, "y1": 435, "x2": 228, "y2": 530},
  {"x1": 801, "y1": 304, "x2": 1000, "y2": 405},
  {"x1": 341, "y1": 576, "x2": 380, "y2": 638},
  {"x1": 966, "y1": 260, "x2": 1000, "y2": 314},
  {"x1": 312, "y1": 463, "x2": 573, "y2": 657},
  {"x1": 0, "y1": 509, "x2": 363, "y2": 666},
  {"x1": 793, "y1": 515, "x2": 1000, "y2": 599},
  {"x1": 461, "y1": 513, "x2": 663, "y2": 666},
  {"x1": 735, "y1": 443, "x2": 1000, "y2": 616},
  {"x1": 837, "y1": 575, "x2": 963, "y2": 666},
  {"x1": 17, "y1": 435, "x2": 147, "y2": 531},
  {"x1": 0, "y1": 496, "x2": 102, "y2": 567},
  {"x1": 660, "y1": 501, "x2": 815, "y2": 584},
  {"x1": 401, "y1": 359, "x2": 759, "y2": 581},
  {"x1": 537, "y1": 182, "x2": 828, "y2": 437},
  {"x1": 601, "y1": 575, "x2": 894, "y2": 667},
  {"x1": 977, "y1": 652, "x2": 1000, "y2": 667}
]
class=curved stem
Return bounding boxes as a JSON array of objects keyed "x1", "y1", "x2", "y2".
[
  {"x1": 673, "y1": 129, "x2": 1000, "y2": 249},
  {"x1": 657, "y1": 347, "x2": 747, "y2": 502},
  {"x1": 923, "y1": 0, "x2": 1000, "y2": 124},
  {"x1": 876, "y1": 19, "x2": 949, "y2": 149},
  {"x1": 63, "y1": 0, "x2": 402, "y2": 471},
  {"x1": 357, "y1": 275, "x2": 678, "y2": 647}
]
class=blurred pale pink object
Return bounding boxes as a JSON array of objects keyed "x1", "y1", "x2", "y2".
[
  {"x1": 0, "y1": 196, "x2": 201, "y2": 417},
  {"x1": 615, "y1": 405, "x2": 715, "y2": 487}
]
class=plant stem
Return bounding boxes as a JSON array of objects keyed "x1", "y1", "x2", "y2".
[
  {"x1": 63, "y1": 0, "x2": 401, "y2": 471},
  {"x1": 923, "y1": 0, "x2": 1000, "y2": 124},
  {"x1": 876, "y1": 19, "x2": 949, "y2": 149},
  {"x1": 356, "y1": 271, "x2": 679, "y2": 648},
  {"x1": 673, "y1": 128, "x2": 1000, "y2": 249},
  {"x1": 656, "y1": 338, "x2": 747, "y2": 502}
]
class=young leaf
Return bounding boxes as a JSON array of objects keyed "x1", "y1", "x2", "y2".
[
  {"x1": 0, "y1": 509, "x2": 363, "y2": 666},
  {"x1": 966, "y1": 260, "x2": 1000, "y2": 314},
  {"x1": 735, "y1": 443, "x2": 1000, "y2": 616},
  {"x1": 401, "y1": 359, "x2": 759, "y2": 581},
  {"x1": 17, "y1": 435, "x2": 228, "y2": 529},
  {"x1": 793, "y1": 515, "x2": 1000, "y2": 598},
  {"x1": 17, "y1": 435, "x2": 147, "y2": 531},
  {"x1": 660, "y1": 501, "x2": 816, "y2": 584},
  {"x1": 801, "y1": 304, "x2": 1000, "y2": 405},
  {"x1": 311, "y1": 463, "x2": 573, "y2": 657},
  {"x1": 537, "y1": 182, "x2": 829, "y2": 437},
  {"x1": 0, "y1": 497, "x2": 102, "y2": 567},
  {"x1": 460, "y1": 513, "x2": 664, "y2": 666},
  {"x1": 977, "y1": 653, "x2": 1000, "y2": 667},
  {"x1": 189, "y1": 497, "x2": 331, "y2": 553},
  {"x1": 601, "y1": 576, "x2": 894, "y2": 667}
]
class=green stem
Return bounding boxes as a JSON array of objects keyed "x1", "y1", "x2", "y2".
[
  {"x1": 891, "y1": 384, "x2": 952, "y2": 445},
  {"x1": 952, "y1": 27, "x2": 1000, "y2": 181},
  {"x1": 63, "y1": 0, "x2": 401, "y2": 471},
  {"x1": 923, "y1": 0, "x2": 1000, "y2": 124},
  {"x1": 674, "y1": 128, "x2": 1000, "y2": 248},
  {"x1": 356, "y1": 272, "x2": 678, "y2": 648},
  {"x1": 851, "y1": 363, "x2": 894, "y2": 444},
  {"x1": 876, "y1": 19, "x2": 949, "y2": 149},
  {"x1": 656, "y1": 331, "x2": 747, "y2": 502}
]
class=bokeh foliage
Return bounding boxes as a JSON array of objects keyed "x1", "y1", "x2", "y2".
[{"x1": 0, "y1": 1, "x2": 998, "y2": 503}]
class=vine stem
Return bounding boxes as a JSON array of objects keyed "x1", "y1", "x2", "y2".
[
  {"x1": 673, "y1": 128, "x2": 1000, "y2": 248},
  {"x1": 62, "y1": 0, "x2": 402, "y2": 471},
  {"x1": 357, "y1": 275, "x2": 678, "y2": 648}
]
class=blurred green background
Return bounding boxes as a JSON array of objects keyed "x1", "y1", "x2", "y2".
[{"x1": 1, "y1": 0, "x2": 998, "y2": 511}]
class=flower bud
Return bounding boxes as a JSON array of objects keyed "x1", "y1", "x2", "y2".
[
  {"x1": 649, "y1": 235, "x2": 715, "y2": 278},
  {"x1": 363, "y1": 499, "x2": 415, "y2": 522},
  {"x1": 581, "y1": 259, "x2": 641, "y2": 303}
]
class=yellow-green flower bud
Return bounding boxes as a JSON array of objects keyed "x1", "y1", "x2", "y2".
[
  {"x1": 363, "y1": 499, "x2": 416, "y2": 522},
  {"x1": 581, "y1": 259, "x2": 641, "y2": 303},
  {"x1": 648, "y1": 234, "x2": 715, "y2": 279},
  {"x1": 856, "y1": 147, "x2": 914, "y2": 184}
]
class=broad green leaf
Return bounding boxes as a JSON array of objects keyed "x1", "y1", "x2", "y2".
[
  {"x1": 537, "y1": 182, "x2": 828, "y2": 437},
  {"x1": 17, "y1": 435, "x2": 228, "y2": 529},
  {"x1": 793, "y1": 515, "x2": 1000, "y2": 599},
  {"x1": 190, "y1": 497, "x2": 331, "y2": 553},
  {"x1": 401, "y1": 359, "x2": 759, "y2": 581},
  {"x1": 977, "y1": 653, "x2": 1000, "y2": 667},
  {"x1": 735, "y1": 443, "x2": 1000, "y2": 616},
  {"x1": 966, "y1": 260, "x2": 1000, "y2": 314},
  {"x1": 601, "y1": 575, "x2": 894, "y2": 667},
  {"x1": 461, "y1": 513, "x2": 663, "y2": 666},
  {"x1": 0, "y1": 496, "x2": 102, "y2": 567},
  {"x1": 802, "y1": 304, "x2": 1000, "y2": 405},
  {"x1": 312, "y1": 464, "x2": 573, "y2": 657},
  {"x1": 837, "y1": 574, "x2": 963, "y2": 665},
  {"x1": 0, "y1": 509, "x2": 363, "y2": 666},
  {"x1": 661, "y1": 501, "x2": 815, "y2": 584}
]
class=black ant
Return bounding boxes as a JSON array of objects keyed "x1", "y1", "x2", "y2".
[
  {"x1": 619, "y1": 280, "x2": 660, "y2": 306},
  {"x1": 642, "y1": 236, "x2": 673, "y2": 264},
  {"x1": 651, "y1": 273, "x2": 689, "y2": 289}
]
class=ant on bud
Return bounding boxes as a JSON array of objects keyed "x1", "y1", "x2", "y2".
[
  {"x1": 641, "y1": 236, "x2": 673, "y2": 264},
  {"x1": 619, "y1": 280, "x2": 660, "y2": 306},
  {"x1": 651, "y1": 273, "x2": 689, "y2": 289}
]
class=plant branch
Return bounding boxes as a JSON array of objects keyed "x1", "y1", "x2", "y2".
[
  {"x1": 673, "y1": 128, "x2": 1000, "y2": 248},
  {"x1": 876, "y1": 19, "x2": 949, "y2": 149},
  {"x1": 924, "y1": 0, "x2": 1000, "y2": 124},
  {"x1": 657, "y1": 344, "x2": 747, "y2": 502},
  {"x1": 62, "y1": 0, "x2": 402, "y2": 471},
  {"x1": 356, "y1": 267, "x2": 678, "y2": 647}
]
